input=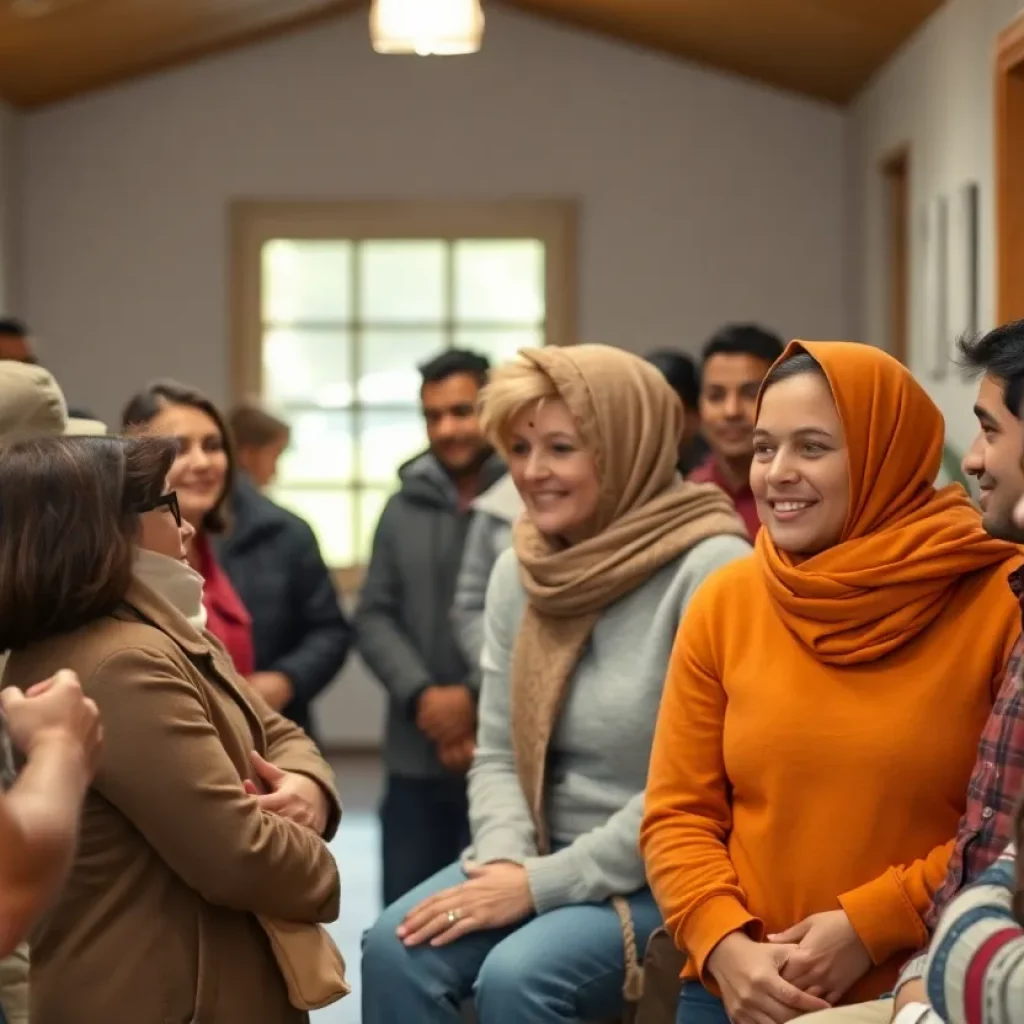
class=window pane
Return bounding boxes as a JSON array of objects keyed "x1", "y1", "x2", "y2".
[
  {"x1": 454, "y1": 328, "x2": 544, "y2": 366},
  {"x1": 269, "y1": 488, "x2": 355, "y2": 567},
  {"x1": 360, "y1": 240, "x2": 447, "y2": 323},
  {"x1": 358, "y1": 329, "x2": 447, "y2": 405},
  {"x1": 263, "y1": 328, "x2": 353, "y2": 407},
  {"x1": 262, "y1": 241, "x2": 352, "y2": 323},
  {"x1": 357, "y1": 487, "x2": 394, "y2": 565},
  {"x1": 358, "y1": 409, "x2": 426, "y2": 485},
  {"x1": 454, "y1": 239, "x2": 545, "y2": 323},
  {"x1": 276, "y1": 410, "x2": 355, "y2": 485}
]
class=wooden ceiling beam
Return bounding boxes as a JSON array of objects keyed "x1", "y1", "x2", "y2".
[
  {"x1": 0, "y1": 0, "x2": 945, "y2": 108},
  {"x1": 501, "y1": 0, "x2": 946, "y2": 103},
  {"x1": 0, "y1": 0, "x2": 363, "y2": 108}
]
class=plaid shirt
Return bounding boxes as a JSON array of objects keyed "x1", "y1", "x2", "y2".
[
  {"x1": 925, "y1": 570, "x2": 1024, "y2": 926},
  {"x1": 896, "y1": 566, "x2": 1024, "y2": 990}
]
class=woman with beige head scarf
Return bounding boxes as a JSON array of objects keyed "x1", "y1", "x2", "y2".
[{"x1": 361, "y1": 344, "x2": 751, "y2": 1024}]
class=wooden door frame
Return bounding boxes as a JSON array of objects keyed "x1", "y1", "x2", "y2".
[{"x1": 995, "y1": 12, "x2": 1024, "y2": 323}]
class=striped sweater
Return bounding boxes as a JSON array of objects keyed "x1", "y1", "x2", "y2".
[{"x1": 920, "y1": 843, "x2": 1024, "y2": 1023}]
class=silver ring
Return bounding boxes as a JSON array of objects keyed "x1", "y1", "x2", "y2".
[{"x1": 447, "y1": 908, "x2": 461, "y2": 925}]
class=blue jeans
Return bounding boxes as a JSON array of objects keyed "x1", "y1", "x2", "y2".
[
  {"x1": 362, "y1": 860, "x2": 663, "y2": 1023},
  {"x1": 676, "y1": 983, "x2": 729, "y2": 1024}
]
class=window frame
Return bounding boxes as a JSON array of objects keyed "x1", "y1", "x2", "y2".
[{"x1": 229, "y1": 199, "x2": 578, "y2": 588}]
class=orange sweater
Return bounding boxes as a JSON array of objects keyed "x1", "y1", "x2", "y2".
[{"x1": 640, "y1": 551, "x2": 1023, "y2": 1004}]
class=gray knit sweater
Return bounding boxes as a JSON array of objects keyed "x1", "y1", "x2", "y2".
[{"x1": 466, "y1": 534, "x2": 751, "y2": 912}]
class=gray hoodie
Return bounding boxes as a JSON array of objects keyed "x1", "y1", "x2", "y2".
[
  {"x1": 451, "y1": 473, "x2": 524, "y2": 677},
  {"x1": 355, "y1": 450, "x2": 506, "y2": 778}
]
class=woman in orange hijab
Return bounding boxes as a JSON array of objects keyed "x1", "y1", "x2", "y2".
[{"x1": 640, "y1": 341, "x2": 1024, "y2": 1024}]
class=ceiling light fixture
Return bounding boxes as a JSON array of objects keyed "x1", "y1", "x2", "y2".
[{"x1": 369, "y1": 0, "x2": 485, "y2": 56}]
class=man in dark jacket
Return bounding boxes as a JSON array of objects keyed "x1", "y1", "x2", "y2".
[
  {"x1": 356, "y1": 349, "x2": 506, "y2": 906},
  {"x1": 215, "y1": 474, "x2": 352, "y2": 742}
]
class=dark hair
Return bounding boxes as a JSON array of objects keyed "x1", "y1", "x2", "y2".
[
  {"x1": 228, "y1": 402, "x2": 290, "y2": 449},
  {"x1": 0, "y1": 318, "x2": 27, "y2": 339},
  {"x1": 702, "y1": 324, "x2": 785, "y2": 368},
  {"x1": 645, "y1": 350, "x2": 700, "y2": 411},
  {"x1": 418, "y1": 349, "x2": 490, "y2": 388},
  {"x1": 956, "y1": 320, "x2": 1024, "y2": 418},
  {"x1": 0, "y1": 435, "x2": 177, "y2": 651},
  {"x1": 761, "y1": 350, "x2": 825, "y2": 390},
  {"x1": 121, "y1": 379, "x2": 235, "y2": 534}
]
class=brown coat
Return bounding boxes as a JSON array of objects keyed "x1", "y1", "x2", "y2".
[{"x1": 2, "y1": 579, "x2": 342, "y2": 1024}]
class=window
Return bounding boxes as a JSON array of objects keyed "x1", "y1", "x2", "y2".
[{"x1": 232, "y1": 201, "x2": 576, "y2": 571}]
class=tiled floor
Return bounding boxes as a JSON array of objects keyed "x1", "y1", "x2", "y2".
[{"x1": 313, "y1": 754, "x2": 384, "y2": 1024}]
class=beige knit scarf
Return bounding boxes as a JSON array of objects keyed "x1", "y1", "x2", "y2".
[{"x1": 505, "y1": 345, "x2": 747, "y2": 1001}]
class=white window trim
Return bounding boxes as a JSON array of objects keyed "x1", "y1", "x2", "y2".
[{"x1": 229, "y1": 199, "x2": 578, "y2": 587}]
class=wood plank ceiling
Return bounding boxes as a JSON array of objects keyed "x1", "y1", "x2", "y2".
[{"x1": 0, "y1": 0, "x2": 946, "y2": 109}]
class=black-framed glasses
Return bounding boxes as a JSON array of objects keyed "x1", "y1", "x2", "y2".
[{"x1": 139, "y1": 491, "x2": 182, "y2": 527}]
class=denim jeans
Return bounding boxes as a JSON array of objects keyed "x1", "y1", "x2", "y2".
[
  {"x1": 362, "y1": 860, "x2": 663, "y2": 1024},
  {"x1": 676, "y1": 982, "x2": 730, "y2": 1024},
  {"x1": 380, "y1": 774, "x2": 470, "y2": 907}
]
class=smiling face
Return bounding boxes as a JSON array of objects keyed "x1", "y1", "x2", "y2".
[
  {"x1": 145, "y1": 403, "x2": 229, "y2": 531},
  {"x1": 421, "y1": 372, "x2": 489, "y2": 477},
  {"x1": 700, "y1": 353, "x2": 775, "y2": 463},
  {"x1": 962, "y1": 373, "x2": 1024, "y2": 541},
  {"x1": 505, "y1": 398, "x2": 601, "y2": 544},
  {"x1": 751, "y1": 370, "x2": 850, "y2": 555}
]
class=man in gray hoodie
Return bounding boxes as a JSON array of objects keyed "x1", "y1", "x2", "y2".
[{"x1": 356, "y1": 349, "x2": 506, "y2": 906}]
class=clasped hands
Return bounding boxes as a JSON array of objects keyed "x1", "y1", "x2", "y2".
[
  {"x1": 396, "y1": 861, "x2": 534, "y2": 948},
  {"x1": 416, "y1": 685, "x2": 476, "y2": 774},
  {"x1": 242, "y1": 750, "x2": 329, "y2": 835},
  {"x1": 707, "y1": 909, "x2": 872, "y2": 1024}
]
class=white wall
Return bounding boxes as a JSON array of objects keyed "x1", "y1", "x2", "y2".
[
  {"x1": 16, "y1": 5, "x2": 851, "y2": 747},
  {"x1": 850, "y1": 0, "x2": 1024, "y2": 451},
  {"x1": 0, "y1": 103, "x2": 17, "y2": 315}
]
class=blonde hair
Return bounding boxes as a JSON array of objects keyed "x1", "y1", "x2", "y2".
[{"x1": 479, "y1": 357, "x2": 560, "y2": 456}]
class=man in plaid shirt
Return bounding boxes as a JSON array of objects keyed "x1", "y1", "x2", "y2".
[
  {"x1": 804, "y1": 322, "x2": 1024, "y2": 1023},
  {"x1": 886, "y1": 614, "x2": 1024, "y2": 1016}
]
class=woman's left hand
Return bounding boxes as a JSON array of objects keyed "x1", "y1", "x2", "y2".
[
  {"x1": 243, "y1": 750, "x2": 329, "y2": 835},
  {"x1": 397, "y1": 861, "x2": 534, "y2": 947},
  {"x1": 768, "y1": 909, "x2": 872, "y2": 1004}
]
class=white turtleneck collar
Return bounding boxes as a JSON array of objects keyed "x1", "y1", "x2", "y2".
[{"x1": 132, "y1": 548, "x2": 208, "y2": 633}]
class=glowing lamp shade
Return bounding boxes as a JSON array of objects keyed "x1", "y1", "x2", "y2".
[{"x1": 370, "y1": 0, "x2": 485, "y2": 56}]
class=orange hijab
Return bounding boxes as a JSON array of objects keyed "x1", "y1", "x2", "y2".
[{"x1": 756, "y1": 340, "x2": 1019, "y2": 665}]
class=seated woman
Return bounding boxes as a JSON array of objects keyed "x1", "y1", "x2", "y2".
[
  {"x1": 451, "y1": 348, "x2": 710, "y2": 685},
  {"x1": 0, "y1": 435, "x2": 341, "y2": 1024},
  {"x1": 640, "y1": 341, "x2": 1024, "y2": 1024},
  {"x1": 361, "y1": 343, "x2": 752, "y2": 1024}
]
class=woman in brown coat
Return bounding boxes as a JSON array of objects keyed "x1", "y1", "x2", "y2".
[{"x1": 0, "y1": 434, "x2": 342, "y2": 1024}]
